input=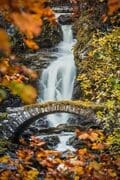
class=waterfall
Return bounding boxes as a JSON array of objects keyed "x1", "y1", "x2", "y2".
[
  {"x1": 39, "y1": 24, "x2": 76, "y2": 126},
  {"x1": 62, "y1": 25, "x2": 73, "y2": 43}
]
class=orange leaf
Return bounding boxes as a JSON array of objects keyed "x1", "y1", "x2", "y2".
[
  {"x1": 78, "y1": 133, "x2": 89, "y2": 140},
  {"x1": 89, "y1": 132, "x2": 98, "y2": 142},
  {"x1": 73, "y1": 166, "x2": 84, "y2": 176},
  {"x1": 108, "y1": 0, "x2": 120, "y2": 15},
  {"x1": 92, "y1": 143, "x2": 105, "y2": 150},
  {"x1": 24, "y1": 39, "x2": 39, "y2": 50},
  {"x1": 11, "y1": 12, "x2": 42, "y2": 38},
  {"x1": 17, "y1": 149, "x2": 33, "y2": 162},
  {"x1": 101, "y1": 14, "x2": 108, "y2": 23},
  {"x1": 0, "y1": 59, "x2": 10, "y2": 74},
  {"x1": 0, "y1": 29, "x2": 10, "y2": 55},
  {"x1": 30, "y1": 136, "x2": 46, "y2": 147},
  {"x1": 78, "y1": 148, "x2": 87, "y2": 156}
]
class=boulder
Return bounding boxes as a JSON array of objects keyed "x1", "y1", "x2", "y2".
[
  {"x1": 67, "y1": 136, "x2": 87, "y2": 149},
  {"x1": 17, "y1": 50, "x2": 58, "y2": 72},
  {"x1": 72, "y1": 80, "x2": 81, "y2": 99},
  {"x1": 67, "y1": 113, "x2": 100, "y2": 130},
  {"x1": 35, "y1": 20, "x2": 63, "y2": 48},
  {"x1": 43, "y1": 135, "x2": 60, "y2": 149},
  {"x1": 0, "y1": 87, "x2": 22, "y2": 112},
  {"x1": 50, "y1": 0, "x2": 71, "y2": 7},
  {"x1": 58, "y1": 15, "x2": 73, "y2": 25}
]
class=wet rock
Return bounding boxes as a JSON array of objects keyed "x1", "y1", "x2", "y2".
[
  {"x1": 43, "y1": 135, "x2": 60, "y2": 149},
  {"x1": 68, "y1": 116, "x2": 85, "y2": 125},
  {"x1": 72, "y1": 80, "x2": 81, "y2": 99},
  {"x1": 33, "y1": 118, "x2": 49, "y2": 129},
  {"x1": 56, "y1": 124, "x2": 83, "y2": 132},
  {"x1": 67, "y1": 136, "x2": 87, "y2": 149},
  {"x1": 51, "y1": 0, "x2": 71, "y2": 7},
  {"x1": 28, "y1": 118, "x2": 50, "y2": 133},
  {"x1": 18, "y1": 51, "x2": 58, "y2": 71},
  {"x1": 72, "y1": 24, "x2": 77, "y2": 39},
  {"x1": 0, "y1": 87, "x2": 22, "y2": 112},
  {"x1": 36, "y1": 124, "x2": 84, "y2": 137},
  {"x1": 22, "y1": 118, "x2": 50, "y2": 138},
  {"x1": 58, "y1": 15, "x2": 73, "y2": 25},
  {"x1": 35, "y1": 20, "x2": 63, "y2": 48},
  {"x1": 67, "y1": 115, "x2": 100, "y2": 129},
  {"x1": 21, "y1": 129, "x2": 33, "y2": 141}
]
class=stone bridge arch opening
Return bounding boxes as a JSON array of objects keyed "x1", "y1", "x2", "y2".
[{"x1": 12, "y1": 110, "x2": 81, "y2": 142}]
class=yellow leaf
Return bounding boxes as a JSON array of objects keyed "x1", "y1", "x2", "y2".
[
  {"x1": 108, "y1": 169, "x2": 117, "y2": 177},
  {"x1": 0, "y1": 155, "x2": 10, "y2": 163},
  {"x1": 74, "y1": 166, "x2": 84, "y2": 175},
  {"x1": 89, "y1": 132, "x2": 99, "y2": 142},
  {"x1": 23, "y1": 169, "x2": 39, "y2": 180},
  {"x1": 88, "y1": 161, "x2": 102, "y2": 171},
  {"x1": 92, "y1": 143, "x2": 105, "y2": 150},
  {"x1": 20, "y1": 84, "x2": 37, "y2": 104}
]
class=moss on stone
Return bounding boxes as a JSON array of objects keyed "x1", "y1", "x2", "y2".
[
  {"x1": 0, "y1": 139, "x2": 10, "y2": 154},
  {"x1": 0, "y1": 113, "x2": 7, "y2": 120}
]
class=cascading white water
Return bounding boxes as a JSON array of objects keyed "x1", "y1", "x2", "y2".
[
  {"x1": 39, "y1": 24, "x2": 76, "y2": 126},
  {"x1": 61, "y1": 25, "x2": 73, "y2": 43}
]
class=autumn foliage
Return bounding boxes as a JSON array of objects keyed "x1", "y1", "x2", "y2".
[
  {"x1": 70, "y1": 0, "x2": 120, "y2": 18},
  {"x1": 107, "y1": 0, "x2": 120, "y2": 15},
  {"x1": 0, "y1": 129, "x2": 120, "y2": 179},
  {"x1": 0, "y1": 0, "x2": 56, "y2": 51},
  {"x1": 0, "y1": 0, "x2": 56, "y2": 104},
  {"x1": 0, "y1": 54, "x2": 39, "y2": 103}
]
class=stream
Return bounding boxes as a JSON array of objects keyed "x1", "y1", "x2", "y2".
[{"x1": 38, "y1": 15, "x2": 76, "y2": 151}]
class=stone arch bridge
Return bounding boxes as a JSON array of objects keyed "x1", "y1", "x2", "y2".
[{"x1": 0, "y1": 100, "x2": 103, "y2": 141}]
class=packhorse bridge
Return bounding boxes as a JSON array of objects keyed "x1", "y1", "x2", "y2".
[{"x1": 0, "y1": 100, "x2": 103, "y2": 141}]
